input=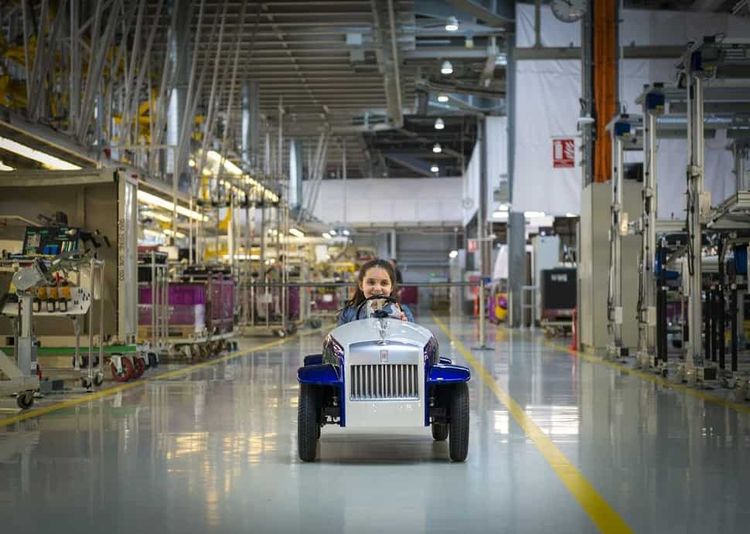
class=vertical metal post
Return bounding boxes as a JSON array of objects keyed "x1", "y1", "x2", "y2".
[
  {"x1": 638, "y1": 93, "x2": 660, "y2": 367},
  {"x1": 69, "y1": 0, "x2": 81, "y2": 134},
  {"x1": 97, "y1": 262, "x2": 104, "y2": 373},
  {"x1": 478, "y1": 277, "x2": 487, "y2": 347},
  {"x1": 730, "y1": 284, "x2": 738, "y2": 372},
  {"x1": 342, "y1": 139, "x2": 348, "y2": 228},
  {"x1": 242, "y1": 81, "x2": 260, "y2": 168},
  {"x1": 608, "y1": 127, "x2": 624, "y2": 356},
  {"x1": 151, "y1": 252, "x2": 157, "y2": 350},
  {"x1": 87, "y1": 258, "x2": 95, "y2": 379},
  {"x1": 686, "y1": 72, "x2": 705, "y2": 374}
]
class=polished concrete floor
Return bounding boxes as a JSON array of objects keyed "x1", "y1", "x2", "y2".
[{"x1": 1, "y1": 316, "x2": 749, "y2": 533}]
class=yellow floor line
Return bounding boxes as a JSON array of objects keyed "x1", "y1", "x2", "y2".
[
  {"x1": 541, "y1": 337, "x2": 750, "y2": 415},
  {"x1": 433, "y1": 316, "x2": 633, "y2": 534},
  {"x1": 0, "y1": 336, "x2": 292, "y2": 428}
]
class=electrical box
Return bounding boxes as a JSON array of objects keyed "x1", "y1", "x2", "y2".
[{"x1": 578, "y1": 181, "x2": 641, "y2": 354}]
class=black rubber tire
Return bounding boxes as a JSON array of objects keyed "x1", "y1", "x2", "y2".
[
  {"x1": 449, "y1": 383, "x2": 470, "y2": 462},
  {"x1": 298, "y1": 384, "x2": 320, "y2": 462},
  {"x1": 432, "y1": 422, "x2": 449, "y2": 441},
  {"x1": 16, "y1": 391, "x2": 34, "y2": 410}
]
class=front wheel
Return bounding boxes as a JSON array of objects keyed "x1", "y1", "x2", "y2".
[
  {"x1": 449, "y1": 383, "x2": 469, "y2": 462},
  {"x1": 298, "y1": 384, "x2": 320, "y2": 462}
]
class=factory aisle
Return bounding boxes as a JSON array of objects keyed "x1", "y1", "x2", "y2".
[{"x1": 1, "y1": 316, "x2": 749, "y2": 533}]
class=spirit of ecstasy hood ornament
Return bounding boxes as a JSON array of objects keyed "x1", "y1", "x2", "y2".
[{"x1": 376, "y1": 316, "x2": 389, "y2": 344}]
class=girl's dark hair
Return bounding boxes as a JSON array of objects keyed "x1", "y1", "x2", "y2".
[{"x1": 344, "y1": 258, "x2": 399, "y2": 308}]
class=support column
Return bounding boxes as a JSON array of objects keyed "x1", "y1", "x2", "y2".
[
  {"x1": 390, "y1": 230, "x2": 397, "y2": 259},
  {"x1": 508, "y1": 212, "x2": 525, "y2": 328},
  {"x1": 507, "y1": 31, "x2": 525, "y2": 328}
]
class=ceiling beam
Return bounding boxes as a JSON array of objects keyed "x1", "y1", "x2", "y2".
[
  {"x1": 515, "y1": 45, "x2": 686, "y2": 60},
  {"x1": 444, "y1": 0, "x2": 513, "y2": 28}
]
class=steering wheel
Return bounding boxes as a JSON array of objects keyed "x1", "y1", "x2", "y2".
[{"x1": 355, "y1": 295, "x2": 399, "y2": 320}]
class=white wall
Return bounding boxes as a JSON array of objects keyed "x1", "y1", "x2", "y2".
[{"x1": 304, "y1": 177, "x2": 463, "y2": 225}]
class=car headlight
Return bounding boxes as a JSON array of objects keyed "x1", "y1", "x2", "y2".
[
  {"x1": 322, "y1": 334, "x2": 344, "y2": 365},
  {"x1": 424, "y1": 335, "x2": 439, "y2": 365}
]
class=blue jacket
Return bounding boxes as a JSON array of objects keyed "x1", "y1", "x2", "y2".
[{"x1": 337, "y1": 302, "x2": 415, "y2": 326}]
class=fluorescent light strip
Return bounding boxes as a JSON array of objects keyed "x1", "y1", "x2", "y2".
[
  {"x1": 206, "y1": 150, "x2": 243, "y2": 176},
  {"x1": 289, "y1": 228, "x2": 305, "y2": 238},
  {"x1": 163, "y1": 228, "x2": 186, "y2": 239},
  {"x1": 137, "y1": 190, "x2": 206, "y2": 221},
  {"x1": 0, "y1": 136, "x2": 82, "y2": 170}
]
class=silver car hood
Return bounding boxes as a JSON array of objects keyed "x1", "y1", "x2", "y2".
[{"x1": 329, "y1": 318, "x2": 433, "y2": 349}]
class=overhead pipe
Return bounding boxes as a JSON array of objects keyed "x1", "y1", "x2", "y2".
[{"x1": 386, "y1": 0, "x2": 403, "y2": 128}]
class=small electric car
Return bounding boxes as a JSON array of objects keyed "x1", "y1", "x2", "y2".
[{"x1": 297, "y1": 295, "x2": 471, "y2": 462}]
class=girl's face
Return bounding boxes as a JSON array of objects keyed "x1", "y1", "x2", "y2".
[{"x1": 359, "y1": 267, "x2": 393, "y2": 299}]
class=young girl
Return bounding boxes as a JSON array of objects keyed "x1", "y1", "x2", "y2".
[{"x1": 337, "y1": 258, "x2": 414, "y2": 326}]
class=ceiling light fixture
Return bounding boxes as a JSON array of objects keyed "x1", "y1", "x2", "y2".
[
  {"x1": 322, "y1": 232, "x2": 332, "y2": 239},
  {"x1": 0, "y1": 161, "x2": 14, "y2": 171},
  {"x1": 205, "y1": 150, "x2": 243, "y2": 175},
  {"x1": 437, "y1": 94, "x2": 449, "y2": 103},
  {"x1": 0, "y1": 136, "x2": 82, "y2": 170},
  {"x1": 440, "y1": 60, "x2": 453, "y2": 75},
  {"x1": 137, "y1": 190, "x2": 206, "y2": 221},
  {"x1": 445, "y1": 16, "x2": 459, "y2": 32},
  {"x1": 289, "y1": 228, "x2": 305, "y2": 238},
  {"x1": 163, "y1": 228, "x2": 186, "y2": 239},
  {"x1": 434, "y1": 118, "x2": 445, "y2": 130},
  {"x1": 433, "y1": 143, "x2": 442, "y2": 154},
  {"x1": 431, "y1": 164, "x2": 439, "y2": 173}
]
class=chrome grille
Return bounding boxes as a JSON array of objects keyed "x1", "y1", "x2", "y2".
[{"x1": 350, "y1": 364, "x2": 419, "y2": 400}]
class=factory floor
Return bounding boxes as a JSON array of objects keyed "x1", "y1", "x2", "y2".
[{"x1": 1, "y1": 315, "x2": 749, "y2": 534}]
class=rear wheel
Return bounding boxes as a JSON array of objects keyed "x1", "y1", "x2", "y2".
[
  {"x1": 431, "y1": 423, "x2": 448, "y2": 441},
  {"x1": 449, "y1": 383, "x2": 469, "y2": 462},
  {"x1": 298, "y1": 384, "x2": 320, "y2": 462}
]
